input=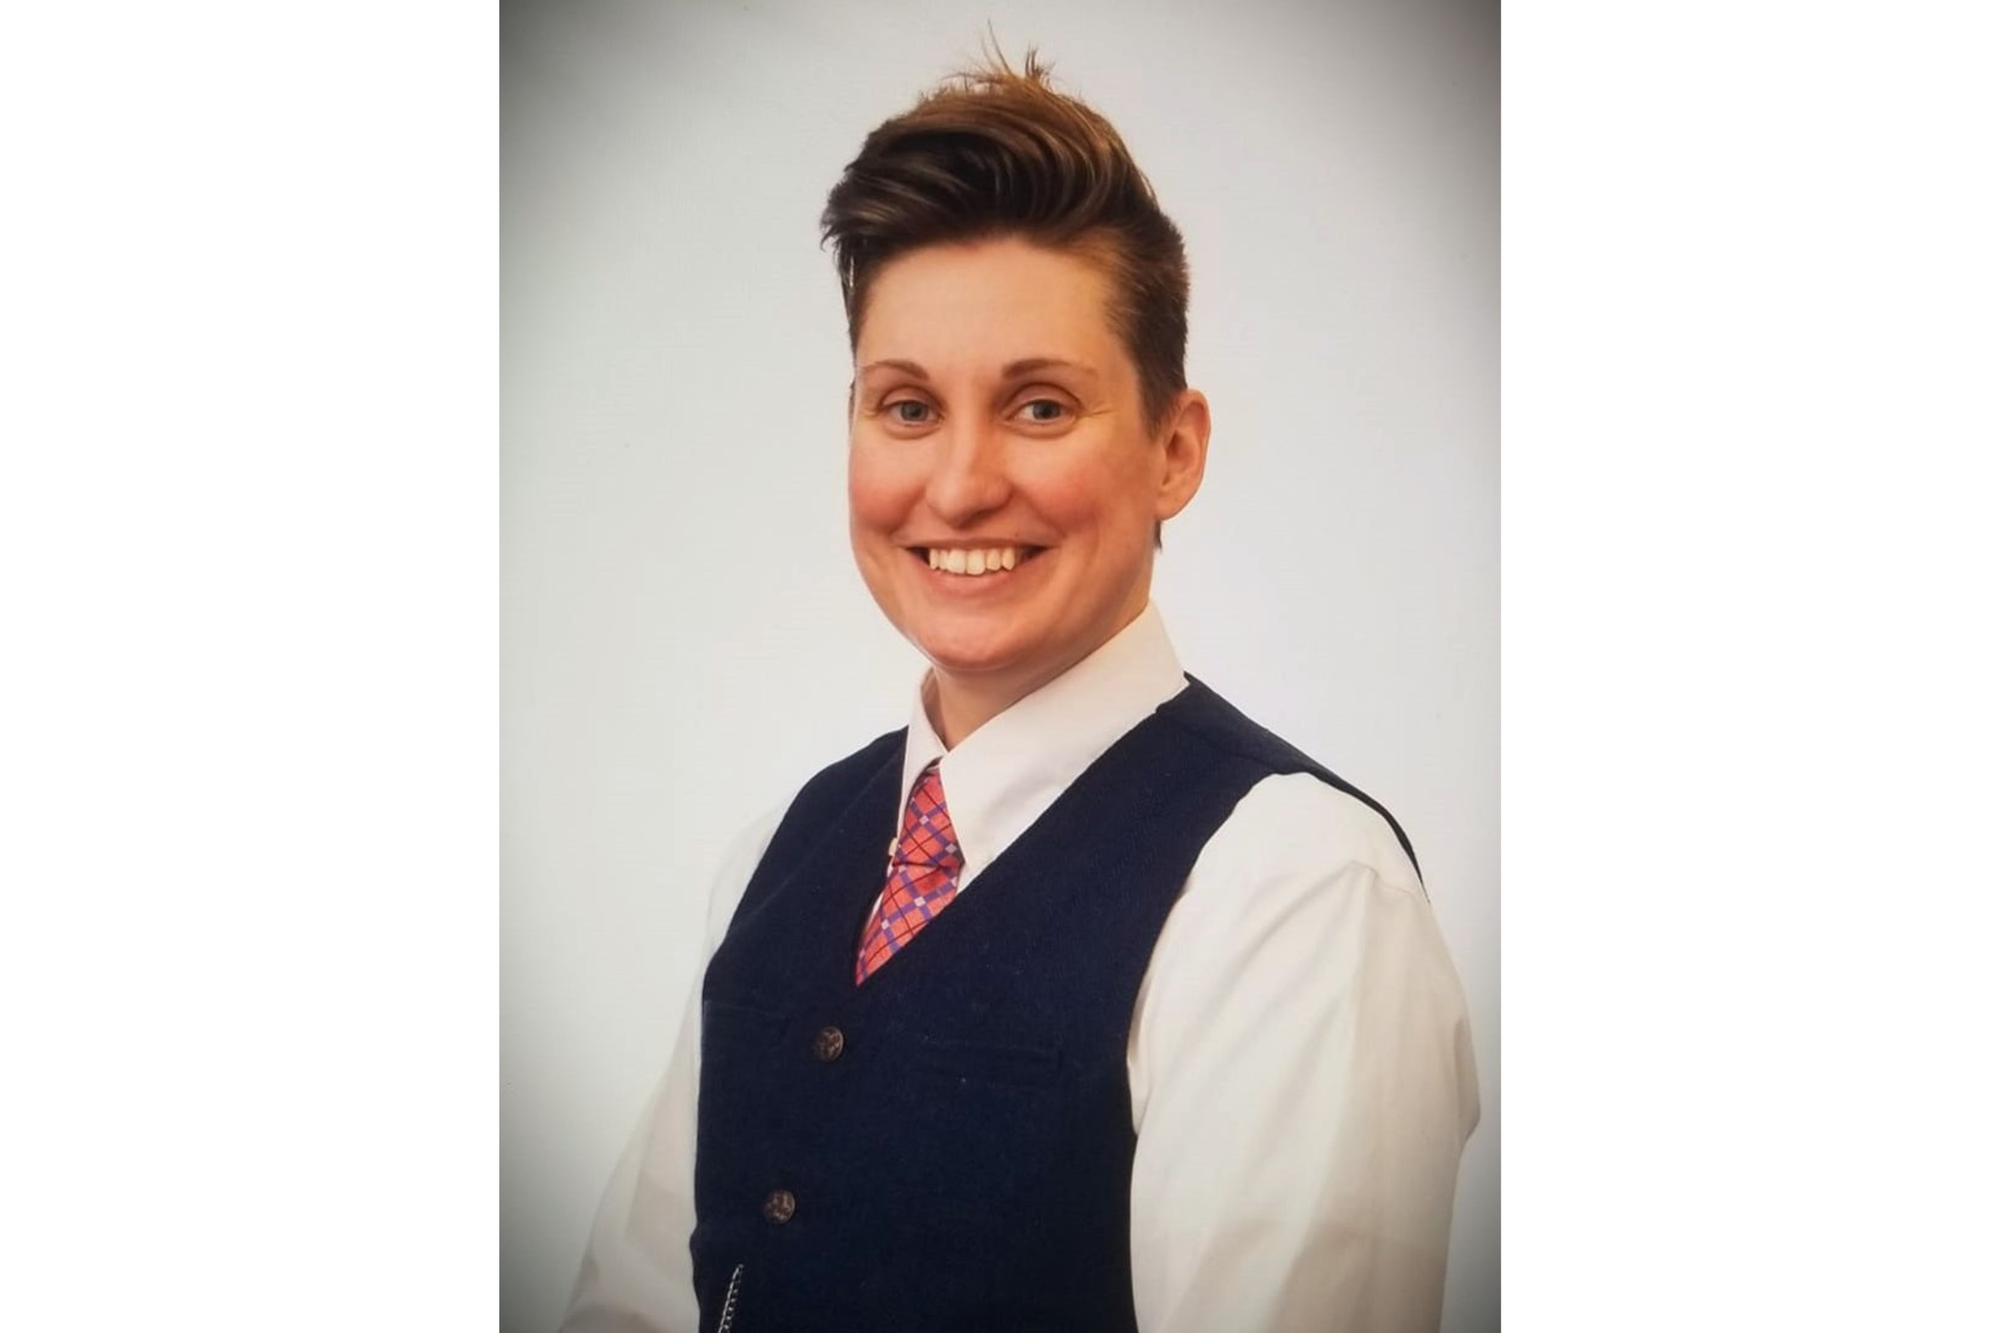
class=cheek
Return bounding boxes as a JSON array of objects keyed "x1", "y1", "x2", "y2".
[
  {"x1": 1019, "y1": 452, "x2": 1155, "y2": 539},
  {"x1": 847, "y1": 447, "x2": 915, "y2": 533}
]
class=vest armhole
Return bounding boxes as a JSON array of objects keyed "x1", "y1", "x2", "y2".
[{"x1": 1163, "y1": 678, "x2": 1424, "y2": 886}]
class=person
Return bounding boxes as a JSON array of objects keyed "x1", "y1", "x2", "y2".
[{"x1": 563, "y1": 52, "x2": 1479, "y2": 1333}]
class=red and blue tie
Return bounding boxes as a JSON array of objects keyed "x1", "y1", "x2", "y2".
[{"x1": 856, "y1": 760, "x2": 963, "y2": 983}]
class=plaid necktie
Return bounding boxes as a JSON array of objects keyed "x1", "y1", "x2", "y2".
[{"x1": 855, "y1": 760, "x2": 963, "y2": 983}]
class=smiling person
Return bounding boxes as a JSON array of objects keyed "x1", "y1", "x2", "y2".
[{"x1": 564, "y1": 53, "x2": 1479, "y2": 1333}]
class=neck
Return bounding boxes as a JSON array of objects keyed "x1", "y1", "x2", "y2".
[
  {"x1": 922, "y1": 602, "x2": 1150, "y2": 749},
  {"x1": 925, "y1": 666, "x2": 1057, "y2": 750}
]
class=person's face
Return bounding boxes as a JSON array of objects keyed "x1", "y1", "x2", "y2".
[{"x1": 848, "y1": 236, "x2": 1206, "y2": 710}]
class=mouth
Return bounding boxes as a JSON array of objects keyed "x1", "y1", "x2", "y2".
[{"x1": 910, "y1": 545, "x2": 1047, "y2": 578}]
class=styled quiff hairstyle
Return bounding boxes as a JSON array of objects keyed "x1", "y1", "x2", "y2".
[{"x1": 820, "y1": 51, "x2": 1190, "y2": 434}]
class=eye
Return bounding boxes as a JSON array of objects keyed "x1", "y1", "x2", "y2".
[
  {"x1": 886, "y1": 398, "x2": 935, "y2": 426},
  {"x1": 1012, "y1": 398, "x2": 1072, "y2": 425}
]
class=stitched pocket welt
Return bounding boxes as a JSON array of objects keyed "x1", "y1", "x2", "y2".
[
  {"x1": 911, "y1": 1034, "x2": 1061, "y2": 1086},
  {"x1": 701, "y1": 997, "x2": 786, "y2": 1051}
]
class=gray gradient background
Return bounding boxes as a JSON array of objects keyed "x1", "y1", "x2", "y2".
[{"x1": 502, "y1": 1, "x2": 1497, "y2": 1328}]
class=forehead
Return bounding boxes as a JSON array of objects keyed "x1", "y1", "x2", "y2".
[{"x1": 856, "y1": 237, "x2": 1123, "y2": 371}]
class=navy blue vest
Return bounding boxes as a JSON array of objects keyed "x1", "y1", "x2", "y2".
[{"x1": 690, "y1": 677, "x2": 1414, "y2": 1332}]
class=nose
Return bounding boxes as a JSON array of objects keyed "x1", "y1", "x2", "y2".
[{"x1": 923, "y1": 416, "x2": 1012, "y2": 527}]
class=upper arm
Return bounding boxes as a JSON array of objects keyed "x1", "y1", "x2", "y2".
[{"x1": 1127, "y1": 772, "x2": 1479, "y2": 1333}]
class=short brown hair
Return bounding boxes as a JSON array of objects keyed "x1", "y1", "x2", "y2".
[{"x1": 820, "y1": 51, "x2": 1190, "y2": 434}]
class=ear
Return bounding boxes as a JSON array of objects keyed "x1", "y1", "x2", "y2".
[{"x1": 1153, "y1": 388, "x2": 1211, "y2": 522}]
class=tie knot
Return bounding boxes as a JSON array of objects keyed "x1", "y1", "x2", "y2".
[{"x1": 894, "y1": 761, "x2": 962, "y2": 872}]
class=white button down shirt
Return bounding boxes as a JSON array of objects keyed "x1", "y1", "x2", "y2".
[{"x1": 565, "y1": 604, "x2": 1480, "y2": 1332}]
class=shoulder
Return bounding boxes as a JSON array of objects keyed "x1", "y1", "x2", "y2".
[
  {"x1": 791, "y1": 726, "x2": 905, "y2": 806},
  {"x1": 1158, "y1": 677, "x2": 1421, "y2": 886},
  {"x1": 703, "y1": 727, "x2": 905, "y2": 948},
  {"x1": 1132, "y1": 751, "x2": 1470, "y2": 1138},
  {"x1": 758, "y1": 726, "x2": 904, "y2": 847},
  {"x1": 1218, "y1": 770, "x2": 1424, "y2": 901}
]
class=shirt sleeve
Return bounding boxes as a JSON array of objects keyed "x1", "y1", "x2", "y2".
[
  {"x1": 560, "y1": 807, "x2": 783, "y2": 1333},
  {"x1": 1126, "y1": 771, "x2": 1481, "y2": 1333}
]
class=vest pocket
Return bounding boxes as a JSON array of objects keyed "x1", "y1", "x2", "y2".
[
  {"x1": 911, "y1": 1033, "x2": 1062, "y2": 1086},
  {"x1": 701, "y1": 997, "x2": 785, "y2": 1051}
]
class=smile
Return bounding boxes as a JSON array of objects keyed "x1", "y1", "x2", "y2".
[{"x1": 918, "y1": 546, "x2": 1043, "y2": 576}]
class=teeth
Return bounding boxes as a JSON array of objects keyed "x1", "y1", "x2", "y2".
[{"x1": 927, "y1": 546, "x2": 1027, "y2": 577}]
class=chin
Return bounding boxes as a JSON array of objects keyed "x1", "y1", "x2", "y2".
[{"x1": 914, "y1": 634, "x2": 1028, "y2": 678}]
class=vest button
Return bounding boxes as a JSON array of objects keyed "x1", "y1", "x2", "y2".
[
  {"x1": 762, "y1": 1188, "x2": 797, "y2": 1224},
  {"x1": 813, "y1": 1025, "x2": 845, "y2": 1062}
]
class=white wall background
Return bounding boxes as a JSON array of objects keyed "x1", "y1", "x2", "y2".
[{"x1": 502, "y1": 0, "x2": 1497, "y2": 1328}]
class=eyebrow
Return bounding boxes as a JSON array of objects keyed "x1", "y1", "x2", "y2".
[
  {"x1": 1004, "y1": 357, "x2": 1100, "y2": 381},
  {"x1": 856, "y1": 357, "x2": 1102, "y2": 382}
]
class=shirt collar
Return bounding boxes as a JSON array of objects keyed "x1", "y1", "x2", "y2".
[{"x1": 898, "y1": 602, "x2": 1189, "y2": 889}]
